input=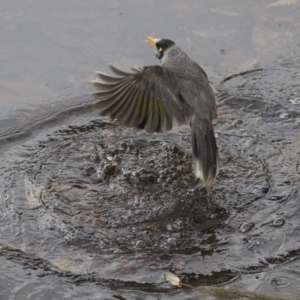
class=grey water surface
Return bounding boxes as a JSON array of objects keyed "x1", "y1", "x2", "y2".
[{"x1": 1, "y1": 1, "x2": 300, "y2": 299}]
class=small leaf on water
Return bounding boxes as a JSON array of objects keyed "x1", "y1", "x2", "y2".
[{"x1": 165, "y1": 271, "x2": 181, "y2": 286}]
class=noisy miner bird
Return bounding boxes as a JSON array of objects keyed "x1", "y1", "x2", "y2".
[{"x1": 92, "y1": 36, "x2": 219, "y2": 186}]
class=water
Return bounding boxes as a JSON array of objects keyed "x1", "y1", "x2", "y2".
[{"x1": 1, "y1": 1, "x2": 300, "y2": 299}]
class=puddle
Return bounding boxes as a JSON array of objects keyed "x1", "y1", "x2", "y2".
[
  {"x1": 1, "y1": 1, "x2": 300, "y2": 299},
  {"x1": 1, "y1": 74, "x2": 300, "y2": 298}
]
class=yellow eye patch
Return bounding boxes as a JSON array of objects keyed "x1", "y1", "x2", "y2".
[{"x1": 157, "y1": 47, "x2": 163, "y2": 52}]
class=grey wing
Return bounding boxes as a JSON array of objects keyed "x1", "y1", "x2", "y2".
[{"x1": 92, "y1": 65, "x2": 193, "y2": 133}]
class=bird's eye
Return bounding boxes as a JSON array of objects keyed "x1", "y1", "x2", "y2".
[{"x1": 157, "y1": 47, "x2": 163, "y2": 53}]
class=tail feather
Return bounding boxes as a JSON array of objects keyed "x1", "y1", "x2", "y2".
[{"x1": 192, "y1": 118, "x2": 219, "y2": 186}]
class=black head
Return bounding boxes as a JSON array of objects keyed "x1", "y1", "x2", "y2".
[{"x1": 155, "y1": 39, "x2": 175, "y2": 60}]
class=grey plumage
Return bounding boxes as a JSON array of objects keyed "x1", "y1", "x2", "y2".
[{"x1": 93, "y1": 37, "x2": 219, "y2": 186}]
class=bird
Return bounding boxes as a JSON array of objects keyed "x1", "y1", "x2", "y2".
[{"x1": 92, "y1": 36, "x2": 219, "y2": 186}]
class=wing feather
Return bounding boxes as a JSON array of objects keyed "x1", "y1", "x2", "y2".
[
  {"x1": 95, "y1": 71, "x2": 122, "y2": 83},
  {"x1": 123, "y1": 84, "x2": 145, "y2": 127},
  {"x1": 109, "y1": 65, "x2": 133, "y2": 76},
  {"x1": 112, "y1": 83, "x2": 140, "y2": 122},
  {"x1": 92, "y1": 65, "x2": 194, "y2": 132}
]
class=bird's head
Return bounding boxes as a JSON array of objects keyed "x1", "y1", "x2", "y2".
[{"x1": 145, "y1": 36, "x2": 175, "y2": 62}]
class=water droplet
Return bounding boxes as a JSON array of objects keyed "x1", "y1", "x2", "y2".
[
  {"x1": 279, "y1": 112, "x2": 289, "y2": 119},
  {"x1": 242, "y1": 138, "x2": 256, "y2": 149},
  {"x1": 167, "y1": 238, "x2": 177, "y2": 246},
  {"x1": 167, "y1": 224, "x2": 173, "y2": 231},
  {"x1": 240, "y1": 222, "x2": 254, "y2": 233},
  {"x1": 210, "y1": 212, "x2": 222, "y2": 219},
  {"x1": 272, "y1": 218, "x2": 285, "y2": 227},
  {"x1": 111, "y1": 222, "x2": 120, "y2": 228},
  {"x1": 289, "y1": 98, "x2": 300, "y2": 105},
  {"x1": 135, "y1": 240, "x2": 146, "y2": 248},
  {"x1": 148, "y1": 263, "x2": 160, "y2": 270},
  {"x1": 232, "y1": 119, "x2": 243, "y2": 126}
]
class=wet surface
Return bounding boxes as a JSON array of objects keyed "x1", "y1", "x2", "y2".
[{"x1": 1, "y1": 1, "x2": 300, "y2": 299}]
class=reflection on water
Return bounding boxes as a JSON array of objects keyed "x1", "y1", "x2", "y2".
[{"x1": 1, "y1": 0, "x2": 300, "y2": 299}]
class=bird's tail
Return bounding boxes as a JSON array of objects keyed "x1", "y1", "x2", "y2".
[{"x1": 191, "y1": 118, "x2": 219, "y2": 186}]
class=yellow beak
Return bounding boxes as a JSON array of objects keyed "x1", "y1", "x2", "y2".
[{"x1": 145, "y1": 36, "x2": 156, "y2": 47}]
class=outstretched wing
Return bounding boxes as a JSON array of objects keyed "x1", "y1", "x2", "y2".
[{"x1": 92, "y1": 65, "x2": 193, "y2": 133}]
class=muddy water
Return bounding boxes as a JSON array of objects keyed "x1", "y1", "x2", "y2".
[{"x1": 1, "y1": 1, "x2": 300, "y2": 300}]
